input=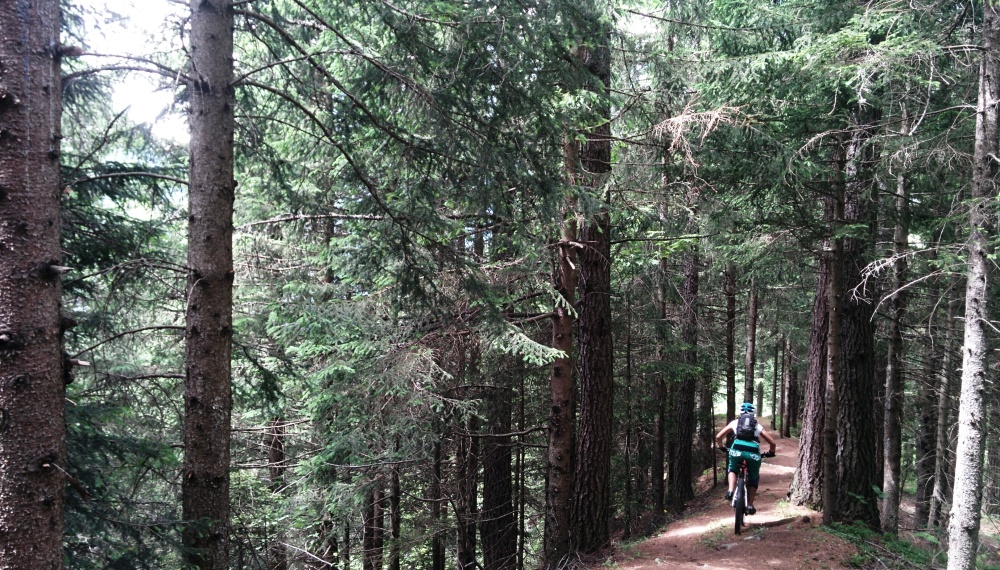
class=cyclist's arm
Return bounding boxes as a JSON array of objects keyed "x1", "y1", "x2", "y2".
[
  {"x1": 759, "y1": 429, "x2": 777, "y2": 456},
  {"x1": 715, "y1": 424, "x2": 733, "y2": 448}
]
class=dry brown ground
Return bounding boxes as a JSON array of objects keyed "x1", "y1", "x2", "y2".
[{"x1": 592, "y1": 436, "x2": 861, "y2": 570}]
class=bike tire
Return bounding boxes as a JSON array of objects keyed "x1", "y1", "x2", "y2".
[{"x1": 733, "y1": 475, "x2": 745, "y2": 535}]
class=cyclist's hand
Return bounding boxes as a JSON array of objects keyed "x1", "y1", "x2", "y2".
[
  {"x1": 763, "y1": 451, "x2": 776, "y2": 458},
  {"x1": 717, "y1": 445, "x2": 729, "y2": 453}
]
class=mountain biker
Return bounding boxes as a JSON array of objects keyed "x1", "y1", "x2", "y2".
[{"x1": 715, "y1": 402, "x2": 776, "y2": 515}]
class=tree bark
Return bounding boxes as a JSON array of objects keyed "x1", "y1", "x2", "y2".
[
  {"x1": 362, "y1": 481, "x2": 384, "y2": 570},
  {"x1": 456, "y1": 414, "x2": 479, "y2": 570},
  {"x1": 929, "y1": 299, "x2": 959, "y2": 528},
  {"x1": 389, "y1": 451, "x2": 401, "y2": 570},
  {"x1": 822, "y1": 191, "x2": 844, "y2": 527},
  {"x1": 833, "y1": 106, "x2": 881, "y2": 529},
  {"x1": 947, "y1": 4, "x2": 999, "y2": 565},
  {"x1": 668, "y1": 235, "x2": 699, "y2": 510},
  {"x1": 544, "y1": 176, "x2": 576, "y2": 569},
  {"x1": 772, "y1": 340, "x2": 780, "y2": 431},
  {"x1": 0, "y1": 0, "x2": 66, "y2": 566},
  {"x1": 182, "y1": 0, "x2": 235, "y2": 567},
  {"x1": 431, "y1": 441, "x2": 445, "y2": 570},
  {"x1": 789, "y1": 231, "x2": 831, "y2": 508},
  {"x1": 571, "y1": 19, "x2": 614, "y2": 554},
  {"x1": 782, "y1": 337, "x2": 792, "y2": 438},
  {"x1": 267, "y1": 420, "x2": 288, "y2": 570},
  {"x1": 914, "y1": 321, "x2": 940, "y2": 527},
  {"x1": 651, "y1": 255, "x2": 668, "y2": 520},
  {"x1": 725, "y1": 264, "x2": 738, "y2": 423},
  {"x1": 481, "y1": 386, "x2": 516, "y2": 570},
  {"x1": 881, "y1": 148, "x2": 910, "y2": 534},
  {"x1": 743, "y1": 282, "x2": 759, "y2": 404}
]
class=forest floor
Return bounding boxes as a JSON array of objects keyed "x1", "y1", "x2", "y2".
[{"x1": 594, "y1": 436, "x2": 861, "y2": 570}]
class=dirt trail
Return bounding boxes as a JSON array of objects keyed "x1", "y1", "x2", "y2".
[{"x1": 600, "y1": 436, "x2": 859, "y2": 570}]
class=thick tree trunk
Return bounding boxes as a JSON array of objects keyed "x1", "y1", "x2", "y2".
[
  {"x1": 833, "y1": 107, "x2": 881, "y2": 528},
  {"x1": 744, "y1": 282, "x2": 759, "y2": 403},
  {"x1": 948, "y1": 5, "x2": 999, "y2": 566},
  {"x1": 182, "y1": 1, "x2": 235, "y2": 567},
  {"x1": 881, "y1": 160, "x2": 910, "y2": 534},
  {"x1": 482, "y1": 386, "x2": 516, "y2": 570},
  {"x1": 822, "y1": 196, "x2": 844, "y2": 527},
  {"x1": 571, "y1": 20, "x2": 614, "y2": 554},
  {"x1": 0, "y1": 0, "x2": 66, "y2": 566},
  {"x1": 789, "y1": 239, "x2": 830, "y2": 508},
  {"x1": 544, "y1": 185, "x2": 576, "y2": 568},
  {"x1": 725, "y1": 264, "x2": 738, "y2": 423},
  {"x1": 668, "y1": 238, "x2": 699, "y2": 510}
]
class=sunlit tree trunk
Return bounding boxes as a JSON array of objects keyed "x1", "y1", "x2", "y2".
[
  {"x1": 182, "y1": 0, "x2": 235, "y2": 567},
  {"x1": 0, "y1": 0, "x2": 66, "y2": 566},
  {"x1": 947, "y1": 4, "x2": 999, "y2": 565}
]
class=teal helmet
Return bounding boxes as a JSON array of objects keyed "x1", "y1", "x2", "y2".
[{"x1": 740, "y1": 402, "x2": 755, "y2": 414}]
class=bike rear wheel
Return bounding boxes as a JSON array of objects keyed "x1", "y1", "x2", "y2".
[{"x1": 733, "y1": 474, "x2": 745, "y2": 535}]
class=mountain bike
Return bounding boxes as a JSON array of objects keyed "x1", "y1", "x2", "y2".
[{"x1": 718, "y1": 446, "x2": 775, "y2": 535}]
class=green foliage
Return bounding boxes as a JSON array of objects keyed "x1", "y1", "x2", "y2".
[{"x1": 825, "y1": 522, "x2": 943, "y2": 569}]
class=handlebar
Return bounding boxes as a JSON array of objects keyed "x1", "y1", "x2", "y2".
[{"x1": 717, "y1": 446, "x2": 776, "y2": 458}]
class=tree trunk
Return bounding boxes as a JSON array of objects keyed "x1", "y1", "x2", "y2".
[
  {"x1": 456, "y1": 415, "x2": 479, "y2": 570},
  {"x1": 431, "y1": 441, "x2": 445, "y2": 570},
  {"x1": 772, "y1": 341, "x2": 780, "y2": 431},
  {"x1": 0, "y1": 0, "x2": 66, "y2": 566},
  {"x1": 833, "y1": 106, "x2": 881, "y2": 529},
  {"x1": 781, "y1": 337, "x2": 792, "y2": 438},
  {"x1": 744, "y1": 282, "x2": 759, "y2": 403},
  {"x1": 544, "y1": 184, "x2": 576, "y2": 568},
  {"x1": 947, "y1": 5, "x2": 999, "y2": 565},
  {"x1": 389, "y1": 454, "x2": 401, "y2": 570},
  {"x1": 822, "y1": 142, "x2": 847, "y2": 526},
  {"x1": 267, "y1": 420, "x2": 288, "y2": 570},
  {"x1": 929, "y1": 299, "x2": 959, "y2": 528},
  {"x1": 571, "y1": 19, "x2": 614, "y2": 554},
  {"x1": 725, "y1": 264, "x2": 738, "y2": 423},
  {"x1": 482, "y1": 386, "x2": 516, "y2": 570},
  {"x1": 668, "y1": 237, "x2": 699, "y2": 510},
  {"x1": 913, "y1": 321, "x2": 940, "y2": 527},
  {"x1": 182, "y1": 0, "x2": 236, "y2": 567},
  {"x1": 363, "y1": 482, "x2": 383, "y2": 570},
  {"x1": 651, "y1": 255, "x2": 668, "y2": 520},
  {"x1": 881, "y1": 151, "x2": 910, "y2": 534},
  {"x1": 789, "y1": 232, "x2": 831, "y2": 508}
]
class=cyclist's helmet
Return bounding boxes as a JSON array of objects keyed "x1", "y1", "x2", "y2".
[{"x1": 740, "y1": 402, "x2": 755, "y2": 414}]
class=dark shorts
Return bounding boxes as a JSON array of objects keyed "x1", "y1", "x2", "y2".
[{"x1": 727, "y1": 440, "x2": 762, "y2": 488}]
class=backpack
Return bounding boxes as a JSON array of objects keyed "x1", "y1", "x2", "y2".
[{"x1": 735, "y1": 412, "x2": 758, "y2": 441}]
